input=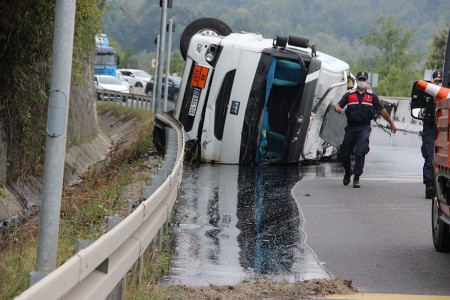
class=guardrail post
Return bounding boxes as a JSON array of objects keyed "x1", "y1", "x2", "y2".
[
  {"x1": 158, "y1": 227, "x2": 163, "y2": 250},
  {"x1": 151, "y1": 239, "x2": 157, "y2": 260},
  {"x1": 138, "y1": 254, "x2": 144, "y2": 286},
  {"x1": 106, "y1": 216, "x2": 125, "y2": 300}
]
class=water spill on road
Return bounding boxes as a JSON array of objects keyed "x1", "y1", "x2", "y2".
[
  {"x1": 162, "y1": 128, "x2": 423, "y2": 286},
  {"x1": 163, "y1": 164, "x2": 331, "y2": 286}
]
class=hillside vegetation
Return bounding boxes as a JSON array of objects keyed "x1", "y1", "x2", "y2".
[{"x1": 102, "y1": 0, "x2": 449, "y2": 67}]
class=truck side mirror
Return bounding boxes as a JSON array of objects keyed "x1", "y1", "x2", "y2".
[{"x1": 410, "y1": 80, "x2": 435, "y2": 120}]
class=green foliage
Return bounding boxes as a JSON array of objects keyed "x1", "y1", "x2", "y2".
[
  {"x1": 125, "y1": 235, "x2": 174, "y2": 300},
  {"x1": 425, "y1": 27, "x2": 449, "y2": 70},
  {"x1": 101, "y1": 0, "x2": 450, "y2": 60},
  {"x1": 72, "y1": 0, "x2": 104, "y2": 83},
  {"x1": 0, "y1": 238, "x2": 37, "y2": 300},
  {"x1": 362, "y1": 17, "x2": 413, "y2": 76},
  {"x1": 0, "y1": 0, "x2": 103, "y2": 180},
  {"x1": 170, "y1": 50, "x2": 185, "y2": 75},
  {"x1": 120, "y1": 48, "x2": 140, "y2": 69},
  {"x1": 359, "y1": 17, "x2": 421, "y2": 96},
  {"x1": 376, "y1": 66, "x2": 421, "y2": 97},
  {"x1": 101, "y1": 0, "x2": 449, "y2": 97}
]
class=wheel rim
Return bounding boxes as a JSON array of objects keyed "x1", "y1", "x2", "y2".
[{"x1": 197, "y1": 28, "x2": 221, "y2": 36}]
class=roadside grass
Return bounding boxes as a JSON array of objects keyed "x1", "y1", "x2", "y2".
[
  {"x1": 125, "y1": 232, "x2": 175, "y2": 300},
  {"x1": 0, "y1": 103, "x2": 176, "y2": 299}
]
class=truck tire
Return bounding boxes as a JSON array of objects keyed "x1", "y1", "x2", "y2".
[
  {"x1": 432, "y1": 196, "x2": 450, "y2": 252},
  {"x1": 180, "y1": 18, "x2": 233, "y2": 60}
]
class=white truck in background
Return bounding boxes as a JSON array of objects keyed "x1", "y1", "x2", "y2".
[{"x1": 154, "y1": 18, "x2": 350, "y2": 165}]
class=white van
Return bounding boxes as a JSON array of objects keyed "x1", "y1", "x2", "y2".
[{"x1": 155, "y1": 18, "x2": 350, "y2": 165}]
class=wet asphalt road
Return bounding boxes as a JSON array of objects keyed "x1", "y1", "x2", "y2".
[{"x1": 163, "y1": 127, "x2": 450, "y2": 296}]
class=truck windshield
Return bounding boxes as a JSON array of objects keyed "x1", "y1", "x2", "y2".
[{"x1": 95, "y1": 54, "x2": 116, "y2": 66}]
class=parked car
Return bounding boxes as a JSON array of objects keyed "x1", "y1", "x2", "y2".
[
  {"x1": 94, "y1": 75, "x2": 129, "y2": 93},
  {"x1": 145, "y1": 76, "x2": 180, "y2": 101},
  {"x1": 117, "y1": 69, "x2": 152, "y2": 88},
  {"x1": 94, "y1": 75, "x2": 129, "y2": 101},
  {"x1": 116, "y1": 70, "x2": 131, "y2": 90}
]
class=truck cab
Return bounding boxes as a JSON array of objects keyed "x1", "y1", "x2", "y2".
[{"x1": 155, "y1": 18, "x2": 350, "y2": 165}]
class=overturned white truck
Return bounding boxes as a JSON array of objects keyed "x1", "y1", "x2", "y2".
[{"x1": 154, "y1": 18, "x2": 350, "y2": 164}]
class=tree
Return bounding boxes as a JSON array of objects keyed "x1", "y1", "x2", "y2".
[
  {"x1": 360, "y1": 16, "x2": 419, "y2": 96},
  {"x1": 425, "y1": 27, "x2": 449, "y2": 70},
  {"x1": 119, "y1": 48, "x2": 139, "y2": 69},
  {"x1": 169, "y1": 50, "x2": 185, "y2": 75}
]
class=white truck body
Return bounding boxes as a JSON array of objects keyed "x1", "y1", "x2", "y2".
[{"x1": 170, "y1": 30, "x2": 349, "y2": 164}]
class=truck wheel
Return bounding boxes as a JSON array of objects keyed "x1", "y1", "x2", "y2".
[
  {"x1": 432, "y1": 196, "x2": 450, "y2": 252},
  {"x1": 180, "y1": 18, "x2": 233, "y2": 60}
]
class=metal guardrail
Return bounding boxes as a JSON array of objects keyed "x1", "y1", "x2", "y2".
[
  {"x1": 96, "y1": 89, "x2": 153, "y2": 111},
  {"x1": 16, "y1": 112, "x2": 184, "y2": 299}
]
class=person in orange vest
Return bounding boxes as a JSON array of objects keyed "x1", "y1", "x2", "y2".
[
  {"x1": 421, "y1": 70, "x2": 443, "y2": 199},
  {"x1": 334, "y1": 71, "x2": 397, "y2": 188}
]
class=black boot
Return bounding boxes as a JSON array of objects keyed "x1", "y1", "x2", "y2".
[
  {"x1": 353, "y1": 175, "x2": 360, "y2": 188},
  {"x1": 343, "y1": 169, "x2": 353, "y2": 186},
  {"x1": 425, "y1": 181, "x2": 435, "y2": 199}
]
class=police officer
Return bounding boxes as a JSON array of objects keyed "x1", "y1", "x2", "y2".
[
  {"x1": 334, "y1": 71, "x2": 397, "y2": 188},
  {"x1": 421, "y1": 70, "x2": 442, "y2": 199}
]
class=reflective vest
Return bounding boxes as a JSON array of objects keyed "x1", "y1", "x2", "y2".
[{"x1": 345, "y1": 89, "x2": 375, "y2": 123}]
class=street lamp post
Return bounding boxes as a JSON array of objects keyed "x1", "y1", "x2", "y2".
[
  {"x1": 164, "y1": 19, "x2": 174, "y2": 112},
  {"x1": 155, "y1": 0, "x2": 171, "y2": 114}
]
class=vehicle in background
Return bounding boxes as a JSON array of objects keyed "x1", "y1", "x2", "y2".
[
  {"x1": 410, "y1": 29, "x2": 450, "y2": 252},
  {"x1": 145, "y1": 76, "x2": 181, "y2": 101},
  {"x1": 116, "y1": 70, "x2": 131, "y2": 90},
  {"x1": 94, "y1": 34, "x2": 117, "y2": 76},
  {"x1": 94, "y1": 75, "x2": 129, "y2": 93},
  {"x1": 154, "y1": 18, "x2": 349, "y2": 164},
  {"x1": 117, "y1": 69, "x2": 152, "y2": 88}
]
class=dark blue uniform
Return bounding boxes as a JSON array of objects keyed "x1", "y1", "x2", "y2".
[
  {"x1": 421, "y1": 120, "x2": 434, "y2": 184},
  {"x1": 337, "y1": 88, "x2": 384, "y2": 177},
  {"x1": 421, "y1": 107, "x2": 435, "y2": 199}
]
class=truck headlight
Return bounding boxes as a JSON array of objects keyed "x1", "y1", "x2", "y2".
[
  {"x1": 205, "y1": 44, "x2": 217, "y2": 62},
  {"x1": 205, "y1": 53, "x2": 214, "y2": 62}
]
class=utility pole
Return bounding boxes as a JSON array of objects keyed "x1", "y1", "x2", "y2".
[
  {"x1": 155, "y1": 0, "x2": 169, "y2": 114},
  {"x1": 34, "y1": 0, "x2": 76, "y2": 281},
  {"x1": 164, "y1": 19, "x2": 174, "y2": 112}
]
